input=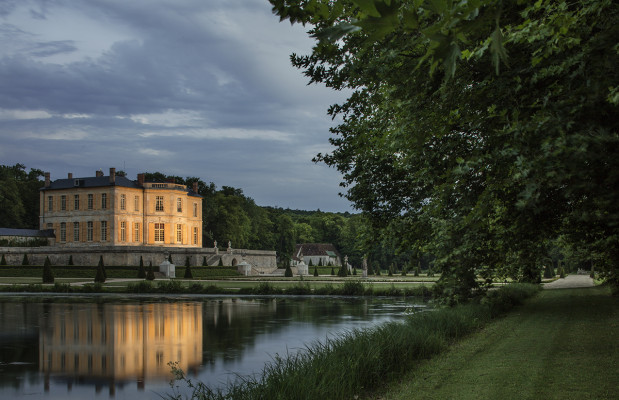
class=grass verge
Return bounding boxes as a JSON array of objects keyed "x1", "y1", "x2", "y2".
[
  {"x1": 378, "y1": 285, "x2": 619, "y2": 400},
  {"x1": 165, "y1": 283, "x2": 541, "y2": 400}
]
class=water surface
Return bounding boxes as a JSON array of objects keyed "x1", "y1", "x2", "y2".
[{"x1": 0, "y1": 294, "x2": 423, "y2": 399}]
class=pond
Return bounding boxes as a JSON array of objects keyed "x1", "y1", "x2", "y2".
[{"x1": 0, "y1": 294, "x2": 425, "y2": 399}]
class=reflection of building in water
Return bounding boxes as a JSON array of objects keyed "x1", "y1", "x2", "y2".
[{"x1": 39, "y1": 302, "x2": 202, "y2": 390}]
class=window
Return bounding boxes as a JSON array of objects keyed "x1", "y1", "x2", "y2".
[
  {"x1": 156, "y1": 196, "x2": 164, "y2": 212},
  {"x1": 134, "y1": 195, "x2": 139, "y2": 211},
  {"x1": 101, "y1": 193, "x2": 107, "y2": 209},
  {"x1": 74, "y1": 195, "x2": 79, "y2": 210},
  {"x1": 48, "y1": 196, "x2": 53, "y2": 212},
  {"x1": 120, "y1": 221, "x2": 126, "y2": 242},
  {"x1": 74, "y1": 222, "x2": 80, "y2": 242},
  {"x1": 193, "y1": 203, "x2": 198, "y2": 217},
  {"x1": 193, "y1": 227, "x2": 198, "y2": 245},
  {"x1": 134, "y1": 223, "x2": 140, "y2": 242},
  {"x1": 176, "y1": 224, "x2": 182, "y2": 243},
  {"x1": 101, "y1": 221, "x2": 107, "y2": 241},
  {"x1": 60, "y1": 222, "x2": 66, "y2": 242},
  {"x1": 61, "y1": 195, "x2": 66, "y2": 211},
  {"x1": 154, "y1": 223, "x2": 164, "y2": 242},
  {"x1": 87, "y1": 221, "x2": 93, "y2": 241},
  {"x1": 88, "y1": 194, "x2": 93, "y2": 210},
  {"x1": 120, "y1": 194, "x2": 126, "y2": 210},
  {"x1": 177, "y1": 198, "x2": 182, "y2": 212}
]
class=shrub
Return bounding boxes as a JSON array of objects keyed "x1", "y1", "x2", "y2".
[
  {"x1": 331, "y1": 267, "x2": 335, "y2": 275},
  {"x1": 313, "y1": 266, "x2": 318, "y2": 277},
  {"x1": 1, "y1": 254, "x2": 6, "y2": 266},
  {"x1": 157, "y1": 280, "x2": 184, "y2": 293},
  {"x1": 95, "y1": 257, "x2": 106, "y2": 283},
  {"x1": 184, "y1": 256, "x2": 193, "y2": 279},
  {"x1": 146, "y1": 261, "x2": 155, "y2": 280},
  {"x1": 128, "y1": 281, "x2": 153, "y2": 293},
  {"x1": 67, "y1": 255, "x2": 74, "y2": 266},
  {"x1": 22, "y1": 254, "x2": 29, "y2": 266},
  {"x1": 340, "y1": 281, "x2": 366, "y2": 296},
  {"x1": 218, "y1": 257, "x2": 224, "y2": 267},
  {"x1": 284, "y1": 265, "x2": 293, "y2": 277},
  {"x1": 138, "y1": 256, "x2": 146, "y2": 278},
  {"x1": 42, "y1": 256, "x2": 54, "y2": 284},
  {"x1": 202, "y1": 256, "x2": 207, "y2": 266}
]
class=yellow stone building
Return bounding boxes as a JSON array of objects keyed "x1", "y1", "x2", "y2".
[{"x1": 39, "y1": 168, "x2": 202, "y2": 248}]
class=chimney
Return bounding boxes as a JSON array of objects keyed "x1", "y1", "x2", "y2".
[
  {"x1": 109, "y1": 167, "x2": 116, "y2": 184},
  {"x1": 96, "y1": 170, "x2": 104, "y2": 177},
  {"x1": 68, "y1": 173, "x2": 73, "y2": 179},
  {"x1": 166, "y1": 177, "x2": 176, "y2": 184},
  {"x1": 193, "y1": 182, "x2": 198, "y2": 193},
  {"x1": 44, "y1": 172, "x2": 51, "y2": 188},
  {"x1": 137, "y1": 173, "x2": 145, "y2": 186}
]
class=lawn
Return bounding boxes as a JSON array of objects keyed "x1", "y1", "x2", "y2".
[{"x1": 378, "y1": 285, "x2": 619, "y2": 400}]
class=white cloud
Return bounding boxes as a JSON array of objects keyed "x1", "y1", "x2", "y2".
[
  {"x1": 138, "y1": 127, "x2": 291, "y2": 141},
  {"x1": 0, "y1": 109, "x2": 52, "y2": 120}
]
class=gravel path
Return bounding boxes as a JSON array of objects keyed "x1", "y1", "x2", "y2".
[{"x1": 543, "y1": 274, "x2": 595, "y2": 289}]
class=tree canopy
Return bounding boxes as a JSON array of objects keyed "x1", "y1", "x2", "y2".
[{"x1": 270, "y1": 0, "x2": 619, "y2": 298}]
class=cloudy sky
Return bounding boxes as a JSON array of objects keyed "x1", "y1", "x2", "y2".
[{"x1": 0, "y1": 0, "x2": 353, "y2": 212}]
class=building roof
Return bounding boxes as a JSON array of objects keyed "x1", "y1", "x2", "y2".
[
  {"x1": 42, "y1": 175, "x2": 141, "y2": 190},
  {"x1": 293, "y1": 243, "x2": 341, "y2": 261},
  {"x1": 0, "y1": 228, "x2": 55, "y2": 238},
  {"x1": 41, "y1": 175, "x2": 201, "y2": 197}
]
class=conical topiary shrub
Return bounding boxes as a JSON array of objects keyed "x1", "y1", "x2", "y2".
[
  {"x1": 95, "y1": 257, "x2": 106, "y2": 283},
  {"x1": 202, "y1": 256, "x2": 207, "y2": 266},
  {"x1": 146, "y1": 261, "x2": 155, "y2": 280},
  {"x1": 388, "y1": 264, "x2": 394, "y2": 276},
  {"x1": 331, "y1": 267, "x2": 335, "y2": 276},
  {"x1": 22, "y1": 254, "x2": 29, "y2": 266},
  {"x1": 42, "y1": 256, "x2": 54, "y2": 284},
  {"x1": 138, "y1": 256, "x2": 146, "y2": 278},
  {"x1": 0, "y1": 254, "x2": 6, "y2": 266},
  {"x1": 98, "y1": 256, "x2": 107, "y2": 279},
  {"x1": 218, "y1": 257, "x2": 224, "y2": 267},
  {"x1": 313, "y1": 266, "x2": 318, "y2": 277},
  {"x1": 168, "y1": 254, "x2": 173, "y2": 263},
  {"x1": 68, "y1": 255, "x2": 74, "y2": 266},
  {"x1": 284, "y1": 263, "x2": 293, "y2": 277},
  {"x1": 184, "y1": 256, "x2": 193, "y2": 279}
]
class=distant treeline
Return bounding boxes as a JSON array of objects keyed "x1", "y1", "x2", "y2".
[{"x1": 2, "y1": 164, "x2": 400, "y2": 268}]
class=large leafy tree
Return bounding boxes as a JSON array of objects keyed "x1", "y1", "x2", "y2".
[{"x1": 270, "y1": 0, "x2": 619, "y2": 297}]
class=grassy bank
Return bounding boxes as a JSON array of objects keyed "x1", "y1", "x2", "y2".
[
  {"x1": 379, "y1": 285, "x2": 618, "y2": 400},
  {"x1": 0, "y1": 279, "x2": 434, "y2": 298},
  {"x1": 166, "y1": 284, "x2": 541, "y2": 400}
]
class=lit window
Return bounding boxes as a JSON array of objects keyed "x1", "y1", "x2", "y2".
[
  {"x1": 134, "y1": 223, "x2": 140, "y2": 242},
  {"x1": 177, "y1": 198, "x2": 182, "y2": 212},
  {"x1": 120, "y1": 194, "x2": 126, "y2": 210},
  {"x1": 120, "y1": 221, "x2": 126, "y2": 242},
  {"x1": 176, "y1": 224, "x2": 182, "y2": 243},
  {"x1": 101, "y1": 221, "x2": 107, "y2": 241},
  {"x1": 156, "y1": 196, "x2": 164, "y2": 212},
  {"x1": 88, "y1": 194, "x2": 93, "y2": 210},
  {"x1": 154, "y1": 223, "x2": 164, "y2": 242},
  {"x1": 74, "y1": 195, "x2": 79, "y2": 210},
  {"x1": 74, "y1": 222, "x2": 80, "y2": 242},
  {"x1": 87, "y1": 221, "x2": 93, "y2": 241},
  {"x1": 134, "y1": 195, "x2": 139, "y2": 211},
  {"x1": 101, "y1": 193, "x2": 107, "y2": 209},
  {"x1": 60, "y1": 222, "x2": 66, "y2": 242},
  {"x1": 48, "y1": 196, "x2": 53, "y2": 212},
  {"x1": 61, "y1": 195, "x2": 66, "y2": 211}
]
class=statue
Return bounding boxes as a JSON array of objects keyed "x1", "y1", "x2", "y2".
[{"x1": 214, "y1": 240, "x2": 217, "y2": 248}]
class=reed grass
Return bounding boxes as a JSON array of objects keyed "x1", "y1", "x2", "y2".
[{"x1": 167, "y1": 283, "x2": 540, "y2": 400}]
